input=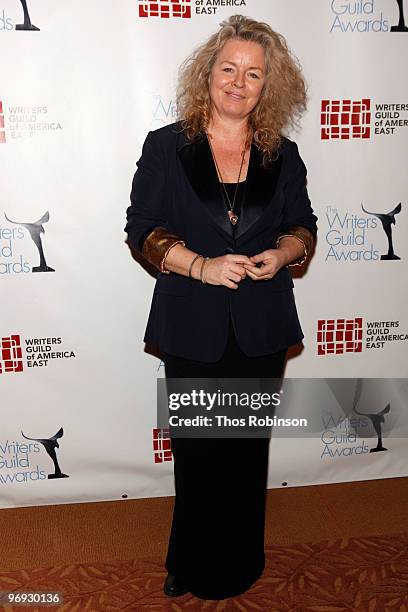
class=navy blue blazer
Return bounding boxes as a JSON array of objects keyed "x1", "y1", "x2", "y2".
[{"x1": 125, "y1": 122, "x2": 317, "y2": 362}]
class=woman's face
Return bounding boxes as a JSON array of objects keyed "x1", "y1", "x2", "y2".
[{"x1": 209, "y1": 39, "x2": 266, "y2": 123}]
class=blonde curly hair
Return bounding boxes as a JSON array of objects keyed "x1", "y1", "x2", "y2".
[{"x1": 177, "y1": 14, "x2": 307, "y2": 164}]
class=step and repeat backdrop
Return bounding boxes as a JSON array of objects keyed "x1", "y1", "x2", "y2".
[{"x1": 0, "y1": 0, "x2": 407, "y2": 509}]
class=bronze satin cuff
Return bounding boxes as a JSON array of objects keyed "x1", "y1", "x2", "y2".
[
  {"x1": 142, "y1": 227, "x2": 185, "y2": 274},
  {"x1": 276, "y1": 226, "x2": 315, "y2": 267}
]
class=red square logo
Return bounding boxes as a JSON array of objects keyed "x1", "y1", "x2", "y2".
[
  {"x1": 152, "y1": 428, "x2": 173, "y2": 463},
  {"x1": 0, "y1": 335, "x2": 24, "y2": 373},
  {"x1": 321, "y1": 99, "x2": 371, "y2": 140},
  {"x1": 317, "y1": 318, "x2": 363, "y2": 355},
  {"x1": 139, "y1": 0, "x2": 191, "y2": 19}
]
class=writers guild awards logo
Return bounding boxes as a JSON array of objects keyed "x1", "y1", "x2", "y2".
[
  {"x1": 391, "y1": 0, "x2": 408, "y2": 31},
  {"x1": 21, "y1": 427, "x2": 68, "y2": 478},
  {"x1": 15, "y1": 0, "x2": 39, "y2": 30},
  {"x1": 361, "y1": 203, "x2": 402, "y2": 260},
  {"x1": 4, "y1": 211, "x2": 55, "y2": 272}
]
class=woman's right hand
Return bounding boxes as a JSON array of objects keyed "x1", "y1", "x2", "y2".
[{"x1": 200, "y1": 254, "x2": 252, "y2": 289}]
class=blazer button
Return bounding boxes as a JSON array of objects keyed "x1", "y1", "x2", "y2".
[{"x1": 225, "y1": 247, "x2": 235, "y2": 254}]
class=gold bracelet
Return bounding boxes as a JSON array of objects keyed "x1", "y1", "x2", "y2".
[
  {"x1": 200, "y1": 257, "x2": 210, "y2": 283},
  {"x1": 188, "y1": 254, "x2": 203, "y2": 279},
  {"x1": 276, "y1": 234, "x2": 307, "y2": 267},
  {"x1": 161, "y1": 240, "x2": 185, "y2": 274}
]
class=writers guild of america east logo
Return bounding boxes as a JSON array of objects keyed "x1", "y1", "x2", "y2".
[
  {"x1": 321, "y1": 98, "x2": 408, "y2": 140},
  {"x1": 321, "y1": 99, "x2": 371, "y2": 140},
  {"x1": 138, "y1": 0, "x2": 191, "y2": 19},
  {"x1": 0, "y1": 335, "x2": 76, "y2": 373},
  {"x1": 137, "y1": 0, "x2": 248, "y2": 19},
  {"x1": 153, "y1": 428, "x2": 172, "y2": 463},
  {"x1": 317, "y1": 318, "x2": 408, "y2": 355}
]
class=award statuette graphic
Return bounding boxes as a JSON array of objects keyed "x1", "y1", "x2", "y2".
[
  {"x1": 391, "y1": 0, "x2": 408, "y2": 31},
  {"x1": 352, "y1": 380, "x2": 390, "y2": 452},
  {"x1": 4, "y1": 211, "x2": 55, "y2": 272},
  {"x1": 15, "y1": 0, "x2": 40, "y2": 30},
  {"x1": 362, "y1": 203, "x2": 402, "y2": 260},
  {"x1": 21, "y1": 428, "x2": 69, "y2": 478},
  {"x1": 354, "y1": 404, "x2": 391, "y2": 452}
]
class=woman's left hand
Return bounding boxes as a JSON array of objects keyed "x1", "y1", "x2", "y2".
[{"x1": 243, "y1": 249, "x2": 288, "y2": 281}]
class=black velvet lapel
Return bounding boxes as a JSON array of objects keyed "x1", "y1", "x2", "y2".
[
  {"x1": 176, "y1": 133, "x2": 283, "y2": 240},
  {"x1": 235, "y1": 144, "x2": 282, "y2": 239},
  {"x1": 177, "y1": 134, "x2": 233, "y2": 237}
]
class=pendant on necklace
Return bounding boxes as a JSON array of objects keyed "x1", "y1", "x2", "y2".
[{"x1": 228, "y1": 211, "x2": 238, "y2": 225}]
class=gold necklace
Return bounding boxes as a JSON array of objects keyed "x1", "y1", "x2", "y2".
[{"x1": 207, "y1": 135, "x2": 246, "y2": 226}]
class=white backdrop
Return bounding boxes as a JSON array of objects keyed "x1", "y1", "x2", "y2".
[{"x1": 0, "y1": 0, "x2": 407, "y2": 509}]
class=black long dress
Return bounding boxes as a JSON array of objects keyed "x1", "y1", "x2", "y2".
[{"x1": 163, "y1": 183, "x2": 286, "y2": 600}]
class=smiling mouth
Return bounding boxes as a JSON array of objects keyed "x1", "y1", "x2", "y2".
[{"x1": 226, "y1": 92, "x2": 245, "y2": 100}]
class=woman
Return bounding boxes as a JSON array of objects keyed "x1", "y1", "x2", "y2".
[{"x1": 125, "y1": 14, "x2": 317, "y2": 600}]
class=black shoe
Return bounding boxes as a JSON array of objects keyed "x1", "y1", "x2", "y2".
[{"x1": 163, "y1": 573, "x2": 189, "y2": 597}]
